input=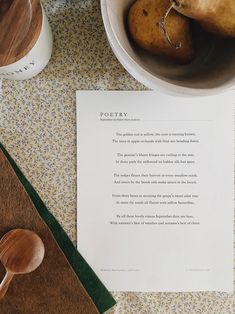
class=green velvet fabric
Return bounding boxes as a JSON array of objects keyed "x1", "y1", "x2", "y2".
[{"x1": 0, "y1": 143, "x2": 116, "y2": 314}]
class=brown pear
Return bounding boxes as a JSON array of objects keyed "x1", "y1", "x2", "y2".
[
  {"x1": 128, "y1": 0, "x2": 195, "y2": 64},
  {"x1": 171, "y1": 0, "x2": 235, "y2": 37}
]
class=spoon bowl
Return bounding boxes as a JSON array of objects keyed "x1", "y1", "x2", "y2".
[{"x1": 0, "y1": 229, "x2": 45, "y2": 299}]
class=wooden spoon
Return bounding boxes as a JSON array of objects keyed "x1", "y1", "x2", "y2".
[{"x1": 0, "y1": 229, "x2": 45, "y2": 299}]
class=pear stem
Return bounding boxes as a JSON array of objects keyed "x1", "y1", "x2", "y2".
[{"x1": 159, "y1": 1, "x2": 182, "y2": 49}]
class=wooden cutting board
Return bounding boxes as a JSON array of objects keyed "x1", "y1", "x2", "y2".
[{"x1": 0, "y1": 144, "x2": 115, "y2": 314}]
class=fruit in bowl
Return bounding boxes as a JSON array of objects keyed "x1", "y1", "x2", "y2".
[
  {"x1": 172, "y1": 0, "x2": 235, "y2": 38},
  {"x1": 128, "y1": 0, "x2": 195, "y2": 64},
  {"x1": 100, "y1": 0, "x2": 235, "y2": 95},
  {"x1": 127, "y1": 0, "x2": 235, "y2": 64}
]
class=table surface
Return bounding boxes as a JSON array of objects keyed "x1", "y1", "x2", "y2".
[{"x1": 0, "y1": 1, "x2": 234, "y2": 313}]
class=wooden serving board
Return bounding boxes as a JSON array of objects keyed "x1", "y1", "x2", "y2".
[{"x1": 0, "y1": 144, "x2": 115, "y2": 314}]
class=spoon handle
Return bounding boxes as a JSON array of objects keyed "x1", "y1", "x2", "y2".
[{"x1": 0, "y1": 271, "x2": 14, "y2": 300}]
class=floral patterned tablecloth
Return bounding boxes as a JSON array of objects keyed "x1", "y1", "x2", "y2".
[{"x1": 0, "y1": 1, "x2": 234, "y2": 313}]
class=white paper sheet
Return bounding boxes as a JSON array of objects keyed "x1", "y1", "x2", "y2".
[{"x1": 77, "y1": 91, "x2": 234, "y2": 292}]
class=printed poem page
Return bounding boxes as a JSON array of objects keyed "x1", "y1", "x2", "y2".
[{"x1": 77, "y1": 91, "x2": 234, "y2": 292}]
